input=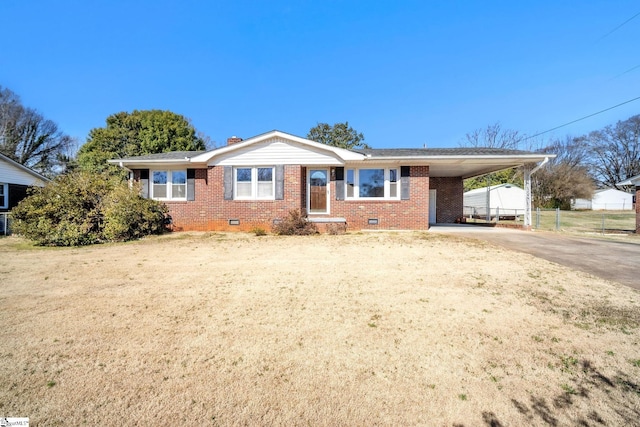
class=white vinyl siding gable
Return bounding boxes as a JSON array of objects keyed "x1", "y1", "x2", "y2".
[
  {"x1": 210, "y1": 138, "x2": 346, "y2": 166},
  {"x1": 0, "y1": 158, "x2": 47, "y2": 187}
]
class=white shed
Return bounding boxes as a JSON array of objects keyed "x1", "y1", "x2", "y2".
[
  {"x1": 463, "y1": 183, "x2": 526, "y2": 217},
  {"x1": 572, "y1": 188, "x2": 634, "y2": 210}
]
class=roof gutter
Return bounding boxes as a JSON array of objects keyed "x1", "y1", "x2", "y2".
[
  {"x1": 361, "y1": 154, "x2": 552, "y2": 161},
  {"x1": 107, "y1": 159, "x2": 194, "y2": 165}
]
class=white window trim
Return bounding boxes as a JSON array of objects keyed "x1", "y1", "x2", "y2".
[
  {"x1": 0, "y1": 183, "x2": 7, "y2": 209},
  {"x1": 150, "y1": 170, "x2": 187, "y2": 201},
  {"x1": 345, "y1": 167, "x2": 400, "y2": 200},
  {"x1": 233, "y1": 166, "x2": 275, "y2": 200}
]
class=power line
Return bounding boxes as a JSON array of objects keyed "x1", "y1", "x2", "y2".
[
  {"x1": 610, "y1": 63, "x2": 640, "y2": 80},
  {"x1": 522, "y1": 95, "x2": 640, "y2": 141},
  {"x1": 596, "y1": 10, "x2": 640, "y2": 42}
]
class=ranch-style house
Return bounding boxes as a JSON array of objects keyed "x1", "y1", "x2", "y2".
[{"x1": 110, "y1": 130, "x2": 553, "y2": 232}]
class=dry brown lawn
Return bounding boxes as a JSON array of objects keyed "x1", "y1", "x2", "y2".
[{"x1": 1, "y1": 231, "x2": 639, "y2": 426}]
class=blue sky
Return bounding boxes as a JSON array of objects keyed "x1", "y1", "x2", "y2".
[{"x1": 1, "y1": 1, "x2": 639, "y2": 151}]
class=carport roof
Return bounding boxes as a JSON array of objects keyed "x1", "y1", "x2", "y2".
[{"x1": 355, "y1": 147, "x2": 553, "y2": 179}]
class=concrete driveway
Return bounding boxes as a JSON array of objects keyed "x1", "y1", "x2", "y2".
[{"x1": 430, "y1": 225, "x2": 640, "y2": 291}]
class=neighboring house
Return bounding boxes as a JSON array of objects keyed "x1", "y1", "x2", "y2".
[
  {"x1": 109, "y1": 130, "x2": 552, "y2": 232},
  {"x1": 616, "y1": 174, "x2": 640, "y2": 233},
  {"x1": 463, "y1": 183, "x2": 526, "y2": 218},
  {"x1": 572, "y1": 188, "x2": 634, "y2": 210},
  {"x1": 0, "y1": 152, "x2": 49, "y2": 212}
]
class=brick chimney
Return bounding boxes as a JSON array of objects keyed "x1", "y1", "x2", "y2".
[{"x1": 227, "y1": 136, "x2": 243, "y2": 145}]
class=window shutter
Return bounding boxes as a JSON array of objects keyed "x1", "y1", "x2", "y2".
[
  {"x1": 275, "y1": 165, "x2": 284, "y2": 200},
  {"x1": 187, "y1": 169, "x2": 196, "y2": 201},
  {"x1": 223, "y1": 166, "x2": 233, "y2": 200},
  {"x1": 400, "y1": 166, "x2": 410, "y2": 200},
  {"x1": 140, "y1": 169, "x2": 149, "y2": 198},
  {"x1": 335, "y1": 167, "x2": 345, "y2": 200}
]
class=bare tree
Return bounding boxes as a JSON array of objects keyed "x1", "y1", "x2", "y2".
[
  {"x1": 461, "y1": 122, "x2": 522, "y2": 149},
  {"x1": 532, "y1": 136, "x2": 595, "y2": 209},
  {"x1": 0, "y1": 86, "x2": 74, "y2": 176},
  {"x1": 460, "y1": 123, "x2": 524, "y2": 190},
  {"x1": 587, "y1": 114, "x2": 640, "y2": 189}
]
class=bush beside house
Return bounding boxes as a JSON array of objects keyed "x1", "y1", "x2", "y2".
[{"x1": 12, "y1": 172, "x2": 167, "y2": 246}]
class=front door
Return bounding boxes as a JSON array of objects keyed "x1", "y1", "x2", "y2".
[{"x1": 309, "y1": 169, "x2": 329, "y2": 214}]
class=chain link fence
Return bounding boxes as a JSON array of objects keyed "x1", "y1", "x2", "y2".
[
  {"x1": 533, "y1": 209, "x2": 636, "y2": 233},
  {"x1": 463, "y1": 206, "x2": 635, "y2": 234}
]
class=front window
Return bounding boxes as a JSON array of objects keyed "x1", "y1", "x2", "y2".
[
  {"x1": 345, "y1": 168, "x2": 400, "y2": 200},
  {"x1": 0, "y1": 183, "x2": 6, "y2": 208},
  {"x1": 151, "y1": 170, "x2": 187, "y2": 200},
  {"x1": 257, "y1": 167, "x2": 274, "y2": 198},
  {"x1": 359, "y1": 169, "x2": 385, "y2": 198},
  {"x1": 234, "y1": 167, "x2": 275, "y2": 199}
]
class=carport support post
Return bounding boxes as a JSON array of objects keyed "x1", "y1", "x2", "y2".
[
  {"x1": 486, "y1": 176, "x2": 491, "y2": 222},
  {"x1": 524, "y1": 158, "x2": 549, "y2": 229},
  {"x1": 524, "y1": 164, "x2": 533, "y2": 228}
]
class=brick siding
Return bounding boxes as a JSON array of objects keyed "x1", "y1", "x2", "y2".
[
  {"x1": 136, "y1": 165, "x2": 464, "y2": 232},
  {"x1": 164, "y1": 166, "x2": 304, "y2": 232},
  {"x1": 430, "y1": 177, "x2": 464, "y2": 223},
  {"x1": 327, "y1": 165, "x2": 430, "y2": 230}
]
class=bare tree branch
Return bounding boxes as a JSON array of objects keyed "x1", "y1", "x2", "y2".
[{"x1": 0, "y1": 86, "x2": 73, "y2": 176}]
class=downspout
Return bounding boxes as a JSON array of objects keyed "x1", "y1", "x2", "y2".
[
  {"x1": 530, "y1": 156, "x2": 549, "y2": 175},
  {"x1": 118, "y1": 161, "x2": 134, "y2": 188},
  {"x1": 524, "y1": 157, "x2": 549, "y2": 229}
]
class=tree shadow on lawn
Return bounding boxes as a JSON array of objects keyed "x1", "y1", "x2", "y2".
[{"x1": 454, "y1": 359, "x2": 639, "y2": 427}]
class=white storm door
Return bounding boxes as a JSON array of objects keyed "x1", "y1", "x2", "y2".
[{"x1": 429, "y1": 189, "x2": 437, "y2": 224}]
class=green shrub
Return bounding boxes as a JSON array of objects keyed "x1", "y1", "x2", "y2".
[
  {"x1": 12, "y1": 172, "x2": 167, "y2": 246},
  {"x1": 272, "y1": 209, "x2": 317, "y2": 236},
  {"x1": 102, "y1": 183, "x2": 167, "y2": 241},
  {"x1": 250, "y1": 227, "x2": 267, "y2": 236}
]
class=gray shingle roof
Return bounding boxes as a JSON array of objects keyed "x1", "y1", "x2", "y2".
[
  {"x1": 114, "y1": 151, "x2": 207, "y2": 161},
  {"x1": 353, "y1": 147, "x2": 542, "y2": 157}
]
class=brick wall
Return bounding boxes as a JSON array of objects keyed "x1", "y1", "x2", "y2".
[
  {"x1": 164, "y1": 165, "x2": 304, "y2": 232},
  {"x1": 135, "y1": 165, "x2": 466, "y2": 232},
  {"x1": 430, "y1": 177, "x2": 464, "y2": 223},
  {"x1": 328, "y1": 165, "x2": 430, "y2": 230}
]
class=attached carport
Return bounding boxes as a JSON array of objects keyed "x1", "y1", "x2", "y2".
[{"x1": 358, "y1": 148, "x2": 553, "y2": 227}]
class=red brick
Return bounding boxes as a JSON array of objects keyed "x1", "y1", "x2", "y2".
[{"x1": 137, "y1": 165, "x2": 465, "y2": 232}]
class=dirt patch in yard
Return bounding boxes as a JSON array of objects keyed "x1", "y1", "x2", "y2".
[{"x1": 1, "y1": 232, "x2": 639, "y2": 426}]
